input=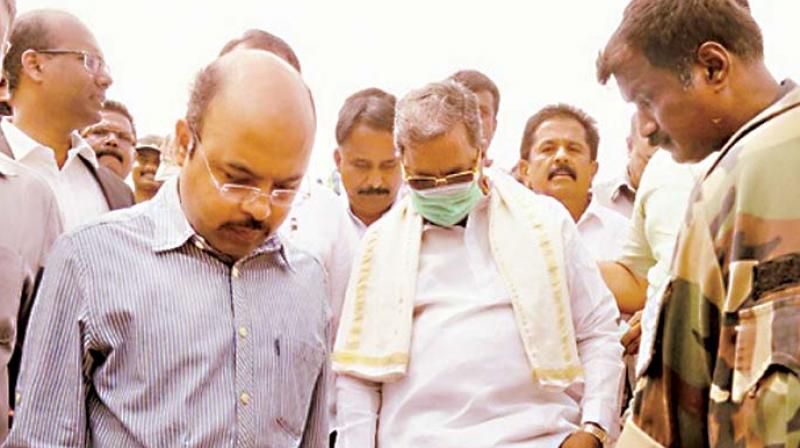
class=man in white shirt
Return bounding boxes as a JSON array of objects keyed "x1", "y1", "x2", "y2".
[
  {"x1": 334, "y1": 80, "x2": 623, "y2": 448},
  {"x1": 517, "y1": 104, "x2": 629, "y2": 260},
  {"x1": 593, "y1": 114, "x2": 658, "y2": 218},
  {"x1": 333, "y1": 87, "x2": 402, "y2": 237},
  {"x1": 0, "y1": 9, "x2": 132, "y2": 230}
]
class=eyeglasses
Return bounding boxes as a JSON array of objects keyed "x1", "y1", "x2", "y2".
[
  {"x1": 403, "y1": 161, "x2": 480, "y2": 191},
  {"x1": 193, "y1": 134, "x2": 298, "y2": 207},
  {"x1": 36, "y1": 49, "x2": 110, "y2": 75}
]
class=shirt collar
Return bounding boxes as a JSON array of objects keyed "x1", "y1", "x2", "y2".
[
  {"x1": 1, "y1": 118, "x2": 98, "y2": 168},
  {"x1": 0, "y1": 152, "x2": 19, "y2": 176},
  {"x1": 608, "y1": 171, "x2": 636, "y2": 201},
  {"x1": 709, "y1": 79, "x2": 800, "y2": 175},
  {"x1": 150, "y1": 176, "x2": 292, "y2": 267}
]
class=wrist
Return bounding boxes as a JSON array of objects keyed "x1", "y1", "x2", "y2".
[{"x1": 580, "y1": 422, "x2": 608, "y2": 447}]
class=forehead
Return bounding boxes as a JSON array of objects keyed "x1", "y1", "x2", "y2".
[
  {"x1": 49, "y1": 18, "x2": 102, "y2": 54},
  {"x1": 403, "y1": 123, "x2": 478, "y2": 174},
  {"x1": 532, "y1": 116, "x2": 589, "y2": 146},
  {"x1": 99, "y1": 110, "x2": 133, "y2": 130},
  {"x1": 612, "y1": 45, "x2": 675, "y2": 102},
  {"x1": 136, "y1": 147, "x2": 160, "y2": 159},
  {"x1": 340, "y1": 123, "x2": 396, "y2": 159}
]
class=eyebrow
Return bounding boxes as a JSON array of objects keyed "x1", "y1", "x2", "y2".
[{"x1": 224, "y1": 161, "x2": 259, "y2": 178}]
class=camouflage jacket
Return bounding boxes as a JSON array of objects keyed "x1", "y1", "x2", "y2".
[{"x1": 618, "y1": 83, "x2": 800, "y2": 447}]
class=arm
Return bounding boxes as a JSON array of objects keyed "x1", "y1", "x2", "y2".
[
  {"x1": 565, "y1": 224, "x2": 625, "y2": 438},
  {"x1": 5, "y1": 236, "x2": 91, "y2": 447},
  {"x1": 301, "y1": 352, "x2": 331, "y2": 448},
  {"x1": 335, "y1": 375, "x2": 381, "y2": 448},
  {"x1": 598, "y1": 261, "x2": 647, "y2": 315}
]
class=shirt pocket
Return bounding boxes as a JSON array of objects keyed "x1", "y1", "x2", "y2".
[
  {"x1": 276, "y1": 336, "x2": 325, "y2": 441},
  {"x1": 732, "y1": 287, "x2": 800, "y2": 402}
]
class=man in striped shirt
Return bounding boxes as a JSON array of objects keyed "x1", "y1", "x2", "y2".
[{"x1": 6, "y1": 50, "x2": 328, "y2": 447}]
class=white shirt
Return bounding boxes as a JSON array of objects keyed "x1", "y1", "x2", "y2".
[
  {"x1": 342, "y1": 195, "x2": 368, "y2": 239},
  {"x1": 593, "y1": 172, "x2": 636, "y2": 218},
  {"x1": 336, "y1": 193, "x2": 623, "y2": 448},
  {"x1": 1, "y1": 119, "x2": 108, "y2": 230},
  {"x1": 281, "y1": 181, "x2": 358, "y2": 325},
  {"x1": 617, "y1": 150, "x2": 713, "y2": 299},
  {"x1": 577, "y1": 199, "x2": 630, "y2": 261}
]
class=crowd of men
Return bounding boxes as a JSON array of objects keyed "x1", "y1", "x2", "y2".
[{"x1": 1, "y1": 0, "x2": 799, "y2": 447}]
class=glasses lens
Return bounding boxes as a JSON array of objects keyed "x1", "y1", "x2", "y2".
[
  {"x1": 271, "y1": 190, "x2": 298, "y2": 207},
  {"x1": 445, "y1": 172, "x2": 476, "y2": 186},
  {"x1": 407, "y1": 178, "x2": 437, "y2": 190}
]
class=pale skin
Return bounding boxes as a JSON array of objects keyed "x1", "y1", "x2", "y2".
[{"x1": 10, "y1": 11, "x2": 112, "y2": 168}]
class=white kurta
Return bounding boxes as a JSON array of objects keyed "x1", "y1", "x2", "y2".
[
  {"x1": 336, "y1": 195, "x2": 623, "y2": 448},
  {"x1": 1, "y1": 120, "x2": 108, "y2": 230}
]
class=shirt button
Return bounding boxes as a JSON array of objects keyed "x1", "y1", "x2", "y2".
[
  {"x1": 232, "y1": 267, "x2": 240, "y2": 278},
  {"x1": 240, "y1": 392, "x2": 251, "y2": 405},
  {"x1": 194, "y1": 240, "x2": 204, "y2": 250},
  {"x1": 238, "y1": 326, "x2": 248, "y2": 338},
  {"x1": 14, "y1": 392, "x2": 20, "y2": 404}
]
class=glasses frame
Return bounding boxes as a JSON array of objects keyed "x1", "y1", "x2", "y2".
[
  {"x1": 35, "y1": 49, "x2": 110, "y2": 75},
  {"x1": 403, "y1": 159, "x2": 481, "y2": 191},
  {"x1": 191, "y1": 131, "x2": 298, "y2": 208}
]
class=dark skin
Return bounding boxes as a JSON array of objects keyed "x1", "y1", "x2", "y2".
[
  {"x1": 612, "y1": 41, "x2": 781, "y2": 163},
  {"x1": 607, "y1": 40, "x2": 782, "y2": 354}
]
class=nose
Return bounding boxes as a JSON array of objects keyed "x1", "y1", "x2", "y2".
[
  {"x1": 554, "y1": 144, "x2": 570, "y2": 161},
  {"x1": 241, "y1": 195, "x2": 272, "y2": 222},
  {"x1": 104, "y1": 132, "x2": 118, "y2": 147},
  {"x1": 95, "y1": 68, "x2": 113, "y2": 89},
  {"x1": 366, "y1": 168, "x2": 383, "y2": 187},
  {"x1": 636, "y1": 110, "x2": 659, "y2": 139}
]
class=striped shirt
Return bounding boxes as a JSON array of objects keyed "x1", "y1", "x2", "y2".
[{"x1": 5, "y1": 177, "x2": 331, "y2": 447}]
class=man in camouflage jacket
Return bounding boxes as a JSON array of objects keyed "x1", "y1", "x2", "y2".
[{"x1": 597, "y1": 0, "x2": 800, "y2": 446}]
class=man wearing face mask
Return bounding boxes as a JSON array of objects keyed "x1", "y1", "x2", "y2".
[
  {"x1": 517, "y1": 104, "x2": 629, "y2": 261},
  {"x1": 333, "y1": 80, "x2": 623, "y2": 448}
]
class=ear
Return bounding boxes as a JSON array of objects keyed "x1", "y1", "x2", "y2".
[
  {"x1": 333, "y1": 147, "x2": 342, "y2": 170},
  {"x1": 590, "y1": 160, "x2": 599, "y2": 181},
  {"x1": 174, "y1": 119, "x2": 192, "y2": 166},
  {"x1": 695, "y1": 42, "x2": 730, "y2": 89},
  {"x1": 20, "y1": 49, "x2": 46, "y2": 84},
  {"x1": 517, "y1": 159, "x2": 530, "y2": 177}
]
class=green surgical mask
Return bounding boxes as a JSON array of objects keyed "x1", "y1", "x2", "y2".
[{"x1": 410, "y1": 181, "x2": 483, "y2": 227}]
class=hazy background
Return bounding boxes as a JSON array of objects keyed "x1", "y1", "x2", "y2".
[{"x1": 18, "y1": 0, "x2": 800, "y2": 182}]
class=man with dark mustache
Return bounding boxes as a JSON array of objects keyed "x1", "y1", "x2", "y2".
[
  {"x1": 7, "y1": 50, "x2": 329, "y2": 446},
  {"x1": 517, "y1": 103, "x2": 628, "y2": 260},
  {"x1": 131, "y1": 134, "x2": 163, "y2": 203},
  {"x1": 81, "y1": 99, "x2": 136, "y2": 180},
  {"x1": 333, "y1": 87, "x2": 401, "y2": 237}
]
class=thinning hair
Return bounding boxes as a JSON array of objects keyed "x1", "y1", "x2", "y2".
[
  {"x1": 3, "y1": 11, "x2": 53, "y2": 92},
  {"x1": 335, "y1": 87, "x2": 396, "y2": 145},
  {"x1": 394, "y1": 79, "x2": 483, "y2": 153},
  {"x1": 219, "y1": 29, "x2": 301, "y2": 73},
  {"x1": 449, "y1": 69, "x2": 500, "y2": 118},
  {"x1": 102, "y1": 99, "x2": 136, "y2": 138},
  {"x1": 597, "y1": 0, "x2": 763, "y2": 85},
  {"x1": 519, "y1": 103, "x2": 599, "y2": 161},
  {"x1": 185, "y1": 61, "x2": 221, "y2": 139}
]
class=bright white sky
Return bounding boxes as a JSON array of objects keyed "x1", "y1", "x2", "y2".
[{"x1": 19, "y1": 0, "x2": 800, "y2": 182}]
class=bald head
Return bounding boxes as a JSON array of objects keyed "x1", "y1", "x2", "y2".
[
  {"x1": 186, "y1": 49, "x2": 314, "y2": 141},
  {"x1": 4, "y1": 9, "x2": 97, "y2": 91}
]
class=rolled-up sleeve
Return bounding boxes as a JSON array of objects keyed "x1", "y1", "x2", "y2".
[{"x1": 5, "y1": 235, "x2": 93, "y2": 447}]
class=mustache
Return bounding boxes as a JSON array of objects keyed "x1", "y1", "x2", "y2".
[
  {"x1": 96, "y1": 149, "x2": 123, "y2": 163},
  {"x1": 648, "y1": 132, "x2": 671, "y2": 148},
  {"x1": 547, "y1": 164, "x2": 577, "y2": 180},
  {"x1": 222, "y1": 218, "x2": 268, "y2": 232},
  {"x1": 357, "y1": 186, "x2": 391, "y2": 196}
]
